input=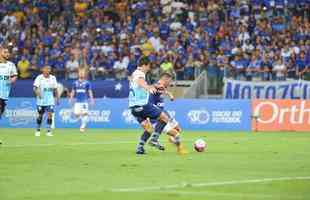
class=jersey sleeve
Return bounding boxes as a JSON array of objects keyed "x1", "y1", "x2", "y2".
[
  {"x1": 33, "y1": 76, "x2": 40, "y2": 87},
  {"x1": 10, "y1": 62, "x2": 18, "y2": 76},
  {"x1": 52, "y1": 76, "x2": 58, "y2": 89},
  {"x1": 87, "y1": 81, "x2": 92, "y2": 91},
  {"x1": 72, "y1": 81, "x2": 76, "y2": 91}
]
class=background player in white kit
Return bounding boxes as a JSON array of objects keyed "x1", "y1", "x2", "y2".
[
  {"x1": 70, "y1": 70, "x2": 94, "y2": 132},
  {"x1": 33, "y1": 66, "x2": 59, "y2": 136},
  {"x1": 0, "y1": 44, "x2": 17, "y2": 145}
]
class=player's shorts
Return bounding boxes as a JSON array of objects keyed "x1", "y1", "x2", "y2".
[
  {"x1": 37, "y1": 105, "x2": 54, "y2": 114},
  {"x1": 0, "y1": 98, "x2": 7, "y2": 118},
  {"x1": 130, "y1": 103, "x2": 162, "y2": 124},
  {"x1": 74, "y1": 102, "x2": 89, "y2": 115}
]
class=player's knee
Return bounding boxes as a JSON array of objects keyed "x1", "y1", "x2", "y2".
[
  {"x1": 175, "y1": 126, "x2": 182, "y2": 133},
  {"x1": 159, "y1": 112, "x2": 169, "y2": 123},
  {"x1": 47, "y1": 116, "x2": 52, "y2": 125},
  {"x1": 47, "y1": 112, "x2": 53, "y2": 119},
  {"x1": 155, "y1": 122, "x2": 165, "y2": 133},
  {"x1": 163, "y1": 119, "x2": 178, "y2": 134},
  {"x1": 141, "y1": 119, "x2": 153, "y2": 133},
  {"x1": 37, "y1": 114, "x2": 43, "y2": 124}
]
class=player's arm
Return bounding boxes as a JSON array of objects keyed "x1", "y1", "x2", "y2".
[
  {"x1": 88, "y1": 89, "x2": 95, "y2": 105},
  {"x1": 33, "y1": 76, "x2": 41, "y2": 98},
  {"x1": 69, "y1": 88, "x2": 75, "y2": 103},
  {"x1": 10, "y1": 75, "x2": 17, "y2": 84},
  {"x1": 33, "y1": 86, "x2": 41, "y2": 99},
  {"x1": 53, "y1": 88, "x2": 59, "y2": 105},
  {"x1": 137, "y1": 78, "x2": 157, "y2": 94},
  {"x1": 10, "y1": 63, "x2": 18, "y2": 83},
  {"x1": 165, "y1": 90, "x2": 175, "y2": 101},
  {"x1": 53, "y1": 78, "x2": 59, "y2": 104}
]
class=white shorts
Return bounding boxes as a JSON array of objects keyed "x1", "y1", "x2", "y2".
[{"x1": 74, "y1": 103, "x2": 89, "y2": 115}]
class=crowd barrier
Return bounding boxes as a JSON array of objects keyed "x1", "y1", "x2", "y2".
[
  {"x1": 1, "y1": 98, "x2": 309, "y2": 132},
  {"x1": 224, "y1": 79, "x2": 310, "y2": 99},
  {"x1": 0, "y1": 98, "x2": 251, "y2": 131}
]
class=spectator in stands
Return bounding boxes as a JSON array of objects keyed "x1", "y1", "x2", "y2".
[
  {"x1": 113, "y1": 53, "x2": 128, "y2": 80},
  {"x1": 296, "y1": 51, "x2": 310, "y2": 79},
  {"x1": 207, "y1": 57, "x2": 220, "y2": 94},
  {"x1": 261, "y1": 55, "x2": 272, "y2": 81},
  {"x1": 0, "y1": 0, "x2": 308, "y2": 87},
  {"x1": 65, "y1": 55, "x2": 79, "y2": 80},
  {"x1": 160, "y1": 54, "x2": 174, "y2": 74},
  {"x1": 17, "y1": 56, "x2": 31, "y2": 79},
  {"x1": 184, "y1": 54, "x2": 194, "y2": 80},
  {"x1": 246, "y1": 53, "x2": 262, "y2": 81},
  {"x1": 272, "y1": 55, "x2": 287, "y2": 81},
  {"x1": 231, "y1": 54, "x2": 247, "y2": 80}
]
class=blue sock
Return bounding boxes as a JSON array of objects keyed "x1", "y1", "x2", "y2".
[
  {"x1": 174, "y1": 134, "x2": 181, "y2": 146},
  {"x1": 151, "y1": 132, "x2": 161, "y2": 142},
  {"x1": 137, "y1": 131, "x2": 151, "y2": 149}
]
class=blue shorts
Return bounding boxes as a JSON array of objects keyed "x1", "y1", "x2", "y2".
[
  {"x1": 37, "y1": 105, "x2": 54, "y2": 114},
  {"x1": 130, "y1": 103, "x2": 162, "y2": 123},
  {"x1": 151, "y1": 109, "x2": 171, "y2": 133}
]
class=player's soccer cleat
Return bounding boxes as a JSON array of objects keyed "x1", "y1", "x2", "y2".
[
  {"x1": 136, "y1": 147, "x2": 146, "y2": 155},
  {"x1": 46, "y1": 132, "x2": 54, "y2": 137},
  {"x1": 177, "y1": 144, "x2": 188, "y2": 155},
  {"x1": 80, "y1": 128, "x2": 86, "y2": 133},
  {"x1": 0, "y1": 140, "x2": 2, "y2": 145},
  {"x1": 149, "y1": 140, "x2": 165, "y2": 151},
  {"x1": 35, "y1": 131, "x2": 41, "y2": 137}
]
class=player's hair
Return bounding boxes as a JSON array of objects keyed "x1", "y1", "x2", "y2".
[
  {"x1": 160, "y1": 72, "x2": 173, "y2": 78},
  {"x1": 42, "y1": 66, "x2": 51, "y2": 72},
  {"x1": 139, "y1": 56, "x2": 150, "y2": 66},
  {"x1": 0, "y1": 42, "x2": 13, "y2": 50}
]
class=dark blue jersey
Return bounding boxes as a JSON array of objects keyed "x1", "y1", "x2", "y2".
[
  {"x1": 148, "y1": 90, "x2": 165, "y2": 109},
  {"x1": 72, "y1": 80, "x2": 92, "y2": 103}
]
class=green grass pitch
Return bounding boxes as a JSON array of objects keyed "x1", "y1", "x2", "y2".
[{"x1": 1, "y1": 128, "x2": 310, "y2": 200}]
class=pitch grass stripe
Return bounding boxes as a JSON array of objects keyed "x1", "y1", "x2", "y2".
[
  {"x1": 1, "y1": 141, "x2": 137, "y2": 147},
  {"x1": 156, "y1": 191, "x2": 305, "y2": 199},
  {"x1": 112, "y1": 176, "x2": 310, "y2": 192},
  {"x1": 0, "y1": 138, "x2": 252, "y2": 148}
]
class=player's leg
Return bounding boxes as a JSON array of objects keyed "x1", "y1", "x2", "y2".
[
  {"x1": 150, "y1": 110, "x2": 172, "y2": 145},
  {"x1": 0, "y1": 98, "x2": 7, "y2": 119},
  {"x1": 131, "y1": 106, "x2": 153, "y2": 154},
  {"x1": 46, "y1": 106, "x2": 54, "y2": 136},
  {"x1": 0, "y1": 99, "x2": 6, "y2": 144},
  {"x1": 168, "y1": 125, "x2": 182, "y2": 144},
  {"x1": 136, "y1": 117, "x2": 154, "y2": 154},
  {"x1": 80, "y1": 103, "x2": 89, "y2": 132},
  {"x1": 35, "y1": 106, "x2": 45, "y2": 136},
  {"x1": 159, "y1": 113, "x2": 187, "y2": 154},
  {"x1": 74, "y1": 103, "x2": 82, "y2": 128},
  {"x1": 149, "y1": 120, "x2": 165, "y2": 151}
]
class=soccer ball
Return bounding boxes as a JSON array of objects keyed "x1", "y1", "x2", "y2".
[{"x1": 194, "y1": 139, "x2": 206, "y2": 152}]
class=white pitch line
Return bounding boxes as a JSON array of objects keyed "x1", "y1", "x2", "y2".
[
  {"x1": 112, "y1": 176, "x2": 310, "y2": 192},
  {"x1": 1, "y1": 141, "x2": 137, "y2": 148},
  {"x1": 154, "y1": 190, "x2": 306, "y2": 199}
]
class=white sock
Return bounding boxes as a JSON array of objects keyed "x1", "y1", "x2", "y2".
[{"x1": 81, "y1": 115, "x2": 89, "y2": 129}]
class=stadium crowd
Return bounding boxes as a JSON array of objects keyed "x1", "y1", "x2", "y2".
[{"x1": 0, "y1": 0, "x2": 309, "y2": 91}]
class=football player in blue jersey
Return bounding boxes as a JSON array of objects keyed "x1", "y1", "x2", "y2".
[
  {"x1": 143, "y1": 72, "x2": 185, "y2": 153},
  {"x1": 70, "y1": 70, "x2": 94, "y2": 132},
  {"x1": 129, "y1": 56, "x2": 186, "y2": 155},
  {"x1": 33, "y1": 66, "x2": 59, "y2": 136}
]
